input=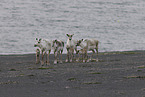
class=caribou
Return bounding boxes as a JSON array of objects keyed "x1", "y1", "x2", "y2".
[
  {"x1": 76, "y1": 39, "x2": 99, "y2": 62},
  {"x1": 34, "y1": 38, "x2": 52, "y2": 65},
  {"x1": 52, "y1": 39, "x2": 64, "y2": 64},
  {"x1": 65, "y1": 34, "x2": 78, "y2": 62}
]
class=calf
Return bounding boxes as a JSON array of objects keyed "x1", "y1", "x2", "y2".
[
  {"x1": 34, "y1": 38, "x2": 51, "y2": 65},
  {"x1": 52, "y1": 39, "x2": 64, "y2": 64},
  {"x1": 76, "y1": 39, "x2": 99, "y2": 62},
  {"x1": 65, "y1": 34, "x2": 78, "y2": 62}
]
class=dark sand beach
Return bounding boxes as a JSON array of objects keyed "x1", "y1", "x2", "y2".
[{"x1": 0, "y1": 51, "x2": 145, "y2": 97}]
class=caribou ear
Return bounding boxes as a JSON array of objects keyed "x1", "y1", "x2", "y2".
[
  {"x1": 71, "y1": 34, "x2": 74, "y2": 37},
  {"x1": 55, "y1": 39, "x2": 57, "y2": 42},
  {"x1": 82, "y1": 39, "x2": 83, "y2": 41},
  {"x1": 66, "y1": 34, "x2": 69, "y2": 37},
  {"x1": 39, "y1": 38, "x2": 41, "y2": 41}
]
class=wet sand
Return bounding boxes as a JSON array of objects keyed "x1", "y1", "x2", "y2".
[{"x1": 0, "y1": 51, "x2": 145, "y2": 97}]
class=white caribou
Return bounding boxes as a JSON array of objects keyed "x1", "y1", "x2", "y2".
[
  {"x1": 65, "y1": 34, "x2": 78, "y2": 62},
  {"x1": 34, "y1": 38, "x2": 51, "y2": 65},
  {"x1": 76, "y1": 39, "x2": 99, "y2": 62},
  {"x1": 52, "y1": 39, "x2": 64, "y2": 64}
]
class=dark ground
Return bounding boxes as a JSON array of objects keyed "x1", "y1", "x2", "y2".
[{"x1": 0, "y1": 51, "x2": 145, "y2": 97}]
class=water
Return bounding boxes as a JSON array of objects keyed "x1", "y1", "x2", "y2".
[{"x1": 0, "y1": 0, "x2": 145, "y2": 54}]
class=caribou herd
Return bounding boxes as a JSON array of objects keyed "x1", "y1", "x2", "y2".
[{"x1": 34, "y1": 34, "x2": 99, "y2": 66}]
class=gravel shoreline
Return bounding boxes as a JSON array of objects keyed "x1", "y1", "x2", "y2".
[{"x1": 0, "y1": 51, "x2": 145, "y2": 97}]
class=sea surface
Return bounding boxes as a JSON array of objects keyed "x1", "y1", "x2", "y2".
[{"x1": 0, "y1": 0, "x2": 145, "y2": 54}]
